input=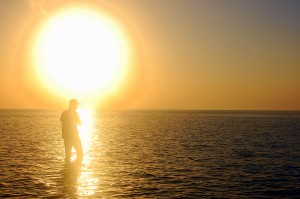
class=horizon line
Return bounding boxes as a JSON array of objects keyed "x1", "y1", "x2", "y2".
[{"x1": 0, "y1": 108, "x2": 300, "y2": 112}]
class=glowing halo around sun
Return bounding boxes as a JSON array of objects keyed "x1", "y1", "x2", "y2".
[{"x1": 33, "y1": 6, "x2": 130, "y2": 104}]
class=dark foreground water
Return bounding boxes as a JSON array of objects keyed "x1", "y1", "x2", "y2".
[{"x1": 0, "y1": 110, "x2": 299, "y2": 198}]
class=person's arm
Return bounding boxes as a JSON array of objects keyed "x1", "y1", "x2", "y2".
[
  {"x1": 60, "y1": 112, "x2": 64, "y2": 139},
  {"x1": 60, "y1": 112, "x2": 64, "y2": 122},
  {"x1": 77, "y1": 112, "x2": 82, "y2": 126}
]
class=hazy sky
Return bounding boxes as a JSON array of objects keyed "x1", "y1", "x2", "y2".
[{"x1": 0, "y1": 0, "x2": 299, "y2": 110}]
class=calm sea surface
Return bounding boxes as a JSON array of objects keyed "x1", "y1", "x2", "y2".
[{"x1": 0, "y1": 110, "x2": 299, "y2": 198}]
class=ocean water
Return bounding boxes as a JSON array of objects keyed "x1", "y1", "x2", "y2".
[{"x1": 0, "y1": 110, "x2": 299, "y2": 198}]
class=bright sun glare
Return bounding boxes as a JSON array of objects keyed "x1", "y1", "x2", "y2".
[{"x1": 33, "y1": 7, "x2": 129, "y2": 101}]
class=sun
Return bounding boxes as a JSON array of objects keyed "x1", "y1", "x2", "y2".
[{"x1": 33, "y1": 6, "x2": 129, "y2": 102}]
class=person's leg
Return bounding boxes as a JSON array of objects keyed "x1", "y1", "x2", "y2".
[
  {"x1": 64, "y1": 139, "x2": 72, "y2": 160},
  {"x1": 74, "y1": 136, "x2": 83, "y2": 159}
]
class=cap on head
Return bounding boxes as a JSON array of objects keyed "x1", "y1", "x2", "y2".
[{"x1": 69, "y1": 99, "x2": 79, "y2": 109}]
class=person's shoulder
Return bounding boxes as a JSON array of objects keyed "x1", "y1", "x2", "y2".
[
  {"x1": 60, "y1": 109, "x2": 69, "y2": 118},
  {"x1": 61, "y1": 109, "x2": 68, "y2": 115}
]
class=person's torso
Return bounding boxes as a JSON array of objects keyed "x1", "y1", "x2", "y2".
[{"x1": 61, "y1": 109, "x2": 79, "y2": 138}]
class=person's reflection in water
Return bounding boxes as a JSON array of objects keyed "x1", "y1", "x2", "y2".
[
  {"x1": 61, "y1": 160, "x2": 82, "y2": 197},
  {"x1": 60, "y1": 99, "x2": 83, "y2": 161}
]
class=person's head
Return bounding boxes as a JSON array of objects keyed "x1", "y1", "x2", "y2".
[{"x1": 69, "y1": 99, "x2": 79, "y2": 110}]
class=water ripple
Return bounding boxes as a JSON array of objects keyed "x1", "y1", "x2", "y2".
[{"x1": 0, "y1": 110, "x2": 299, "y2": 198}]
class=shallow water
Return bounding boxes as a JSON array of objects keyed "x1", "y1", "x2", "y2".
[{"x1": 0, "y1": 110, "x2": 300, "y2": 198}]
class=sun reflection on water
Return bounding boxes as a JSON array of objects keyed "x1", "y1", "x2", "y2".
[
  {"x1": 78, "y1": 109, "x2": 94, "y2": 155},
  {"x1": 64, "y1": 108, "x2": 99, "y2": 197}
]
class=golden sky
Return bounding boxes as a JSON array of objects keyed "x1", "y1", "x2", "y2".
[{"x1": 0, "y1": 0, "x2": 299, "y2": 110}]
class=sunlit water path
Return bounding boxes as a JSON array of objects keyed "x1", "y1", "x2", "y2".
[{"x1": 0, "y1": 110, "x2": 300, "y2": 198}]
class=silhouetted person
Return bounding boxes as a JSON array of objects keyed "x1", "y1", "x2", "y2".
[{"x1": 60, "y1": 99, "x2": 83, "y2": 160}]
